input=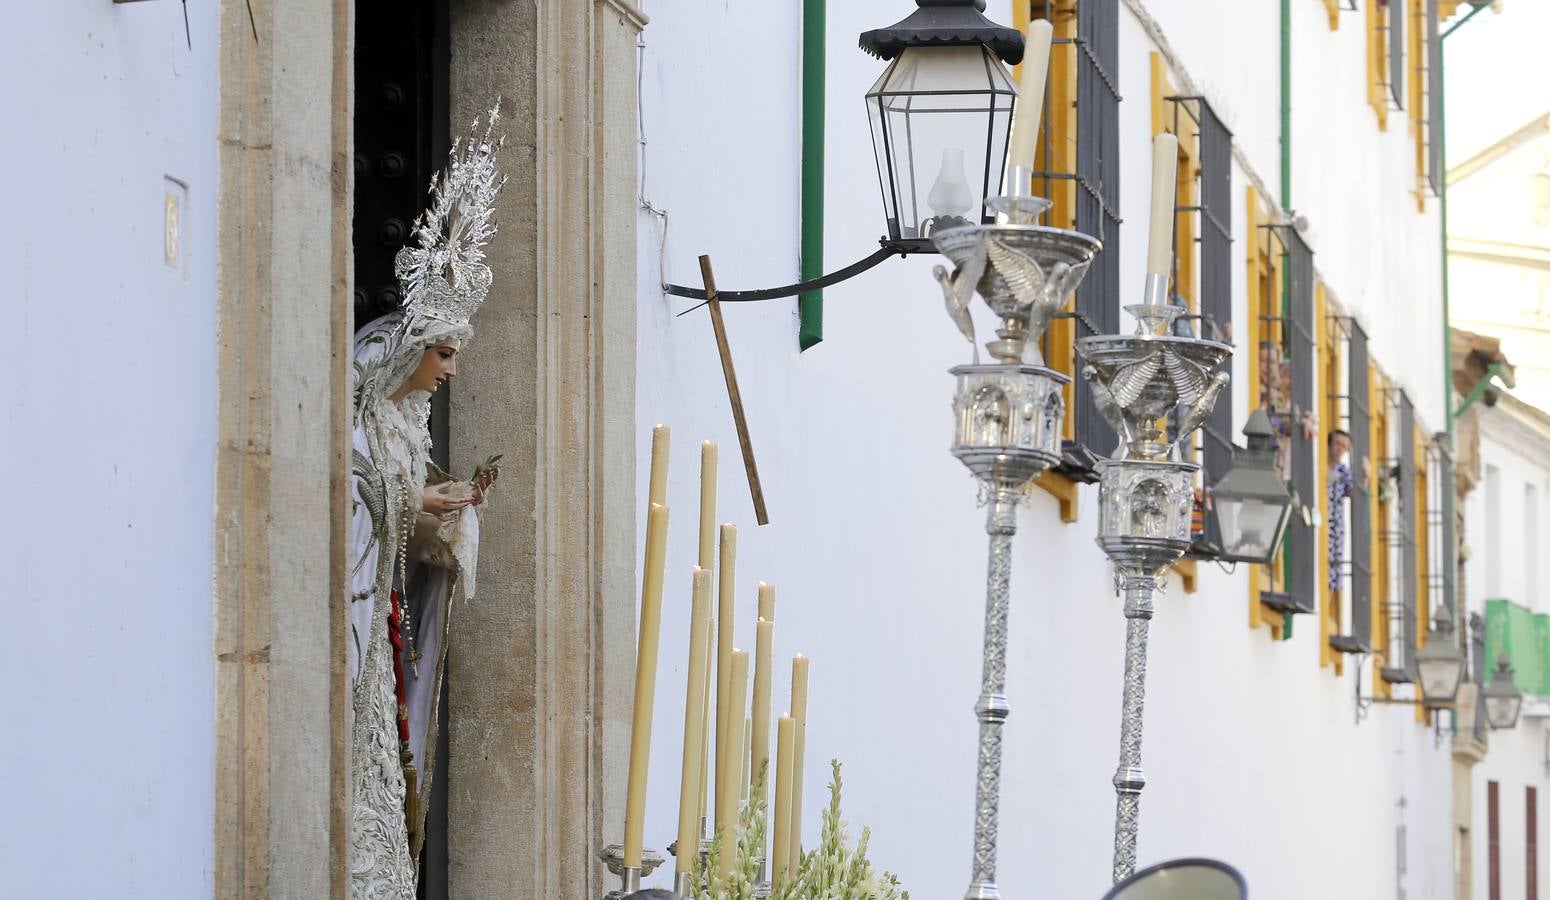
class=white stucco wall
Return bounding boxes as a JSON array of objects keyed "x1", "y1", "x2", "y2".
[
  {"x1": 1466, "y1": 405, "x2": 1550, "y2": 900},
  {"x1": 635, "y1": 2, "x2": 1453, "y2": 897},
  {"x1": 0, "y1": 3, "x2": 218, "y2": 896}
]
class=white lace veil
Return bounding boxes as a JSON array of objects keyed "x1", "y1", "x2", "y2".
[{"x1": 354, "y1": 312, "x2": 472, "y2": 445}]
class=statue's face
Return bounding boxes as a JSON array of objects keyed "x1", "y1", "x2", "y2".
[{"x1": 402, "y1": 341, "x2": 460, "y2": 395}]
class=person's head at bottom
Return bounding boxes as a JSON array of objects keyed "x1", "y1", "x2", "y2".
[{"x1": 623, "y1": 891, "x2": 679, "y2": 900}]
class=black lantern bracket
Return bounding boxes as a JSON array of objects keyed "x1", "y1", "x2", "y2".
[{"x1": 665, "y1": 241, "x2": 910, "y2": 314}]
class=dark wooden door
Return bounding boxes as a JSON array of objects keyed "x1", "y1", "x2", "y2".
[
  {"x1": 1489, "y1": 780, "x2": 1501, "y2": 900},
  {"x1": 352, "y1": 3, "x2": 452, "y2": 897},
  {"x1": 1530, "y1": 786, "x2": 1539, "y2": 900}
]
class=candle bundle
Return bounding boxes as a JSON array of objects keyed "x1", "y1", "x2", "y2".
[{"x1": 617, "y1": 425, "x2": 819, "y2": 891}]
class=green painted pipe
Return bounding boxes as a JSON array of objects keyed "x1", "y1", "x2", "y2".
[
  {"x1": 798, "y1": 0, "x2": 826, "y2": 351},
  {"x1": 1281, "y1": 0, "x2": 1292, "y2": 211},
  {"x1": 1454, "y1": 361, "x2": 1505, "y2": 419},
  {"x1": 1441, "y1": 2, "x2": 1490, "y2": 438}
]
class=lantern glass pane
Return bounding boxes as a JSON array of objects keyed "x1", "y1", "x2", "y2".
[
  {"x1": 1485, "y1": 694, "x2": 1522, "y2": 730},
  {"x1": 1417, "y1": 655, "x2": 1462, "y2": 703},
  {"x1": 866, "y1": 45, "x2": 1015, "y2": 242},
  {"x1": 1215, "y1": 497, "x2": 1291, "y2": 563}
]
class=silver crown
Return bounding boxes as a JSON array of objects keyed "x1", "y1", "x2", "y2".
[{"x1": 394, "y1": 102, "x2": 507, "y2": 329}]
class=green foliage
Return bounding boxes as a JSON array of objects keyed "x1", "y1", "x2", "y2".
[{"x1": 687, "y1": 760, "x2": 906, "y2": 900}]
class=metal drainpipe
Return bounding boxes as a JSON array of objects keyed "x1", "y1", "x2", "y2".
[
  {"x1": 798, "y1": 0, "x2": 826, "y2": 351},
  {"x1": 1441, "y1": 2, "x2": 1490, "y2": 437}
]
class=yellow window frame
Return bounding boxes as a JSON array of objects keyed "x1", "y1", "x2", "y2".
[
  {"x1": 1414, "y1": 420, "x2": 1432, "y2": 723},
  {"x1": 1370, "y1": 367, "x2": 1392, "y2": 698},
  {"x1": 1408, "y1": 0, "x2": 1435, "y2": 211},
  {"x1": 1151, "y1": 52, "x2": 1202, "y2": 592},
  {"x1": 1366, "y1": 0, "x2": 1390, "y2": 130},
  {"x1": 1246, "y1": 185, "x2": 1289, "y2": 638},
  {"x1": 1022, "y1": 0, "x2": 1082, "y2": 522},
  {"x1": 1317, "y1": 286, "x2": 1344, "y2": 674}
]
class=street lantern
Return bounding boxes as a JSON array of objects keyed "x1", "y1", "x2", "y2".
[
  {"x1": 861, "y1": 0, "x2": 1024, "y2": 253},
  {"x1": 1483, "y1": 653, "x2": 1525, "y2": 730},
  {"x1": 1208, "y1": 409, "x2": 1295, "y2": 564},
  {"x1": 1415, "y1": 609, "x2": 1465, "y2": 709}
]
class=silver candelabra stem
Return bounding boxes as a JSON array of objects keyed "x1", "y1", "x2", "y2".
[
  {"x1": 966, "y1": 486, "x2": 1018, "y2": 899},
  {"x1": 933, "y1": 181, "x2": 1101, "y2": 899},
  {"x1": 1110, "y1": 572, "x2": 1154, "y2": 883},
  {"x1": 1078, "y1": 298, "x2": 1231, "y2": 884}
]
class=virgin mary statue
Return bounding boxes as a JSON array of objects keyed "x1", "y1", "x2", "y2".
[{"x1": 347, "y1": 108, "x2": 505, "y2": 899}]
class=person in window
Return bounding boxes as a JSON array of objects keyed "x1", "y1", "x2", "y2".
[{"x1": 1327, "y1": 429, "x2": 1354, "y2": 596}]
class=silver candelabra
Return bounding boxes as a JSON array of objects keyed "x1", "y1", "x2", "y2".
[
  {"x1": 931, "y1": 166, "x2": 1100, "y2": 900},
  {"x1": 1075, "y1": 289, "x2": 1230, "y2": 883}
]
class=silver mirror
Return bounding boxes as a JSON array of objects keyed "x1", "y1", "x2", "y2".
[{"x1": 1102, "y1": 858, "x2": 1247, "y2": 900}]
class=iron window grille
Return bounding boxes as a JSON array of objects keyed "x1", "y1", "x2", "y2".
[
  {"x1": 1073, "y1": 0, "x2": 1122, "y2": 460},
  {"x1": 1380, "y1": 387, "x2": 1419, "y2": 683},
  {"x1": 1030, "y1": 0, "x2": 1121, "y2": 475},
  {"x1": 1426, "y1": 435, "x2": 1456, "y2": 632},
  {"x1": 1330, "y1": 317, "x2": 1374, "y2": 652},
  {"x1": 1161, "y1": 94, "x2": 1234, "y2": 555},
  {"x1": 1259, "y1": 228, "x2": 1317, "y2": 615},
  {"x1": 1386, "y1": 0, "x2": 1405, "y2": 110},
  {"x1": 1425, "y1": 0, "x2": 1443, "y2": 195}
]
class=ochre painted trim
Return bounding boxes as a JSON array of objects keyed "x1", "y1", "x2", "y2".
[
  {"x1": 1035, "y1": 470, "x2": 1080, "y2": 523},
  {"x1": 1176, "y1": 557, "x2": 1198, "y2": 594},
  {"x1": 1028, "y1": 1, "x2": 1081, "y2": 522},
  {"x1": 1153, "y1": 52, "x2": 1200, "y2": 591},
  {"x1": 1409, "y1": 0, "x2": 1429, "y2": 211},
  {"x1": 1367, "y1": 0, "x2": 1390, "y2": 131},
  {"x1": 1318, "y1": 285, "x2": 1340, "y2": 674},
  {"x1": 1415, "y1": 425, "x2": 1431, "y2": 723},
  {"x1": 1371, "y1": 366, "x2": 1392, "y2": 699},
  {"x1": 1245, "y1": 186, "x2": 1285, "y2": 639}
]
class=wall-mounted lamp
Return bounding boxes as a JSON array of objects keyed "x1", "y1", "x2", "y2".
[
  {"x1": 664, "y1": 1, "x2": 1026, "y2": 304},
  {"x1": 1414, "y1": 608, "x2": 1466, "y2": 710},
  {"x1": 1482, "y1": 653, "x2": 1524, "y2": 731},
  {"x1": 1206, "y1": 409, "x2": 1295, "y2": 565}
]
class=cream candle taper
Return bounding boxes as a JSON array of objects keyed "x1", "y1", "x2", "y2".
[
  {"x1": 698, "y1": 441, "x2": 718, "y2": 569},
  {"x1": 750, "y1": 617, "x2": 775, "y2": 809},
  {"x1": 649, "y1": 424, "x2": 670, "y2": 506},
  {"x1": 697, "y1": 616, "x2": 714, "y2": 829},
  {"x1": 717, "y1": 649, "x2": 750, "y2": 876},
  {"x1": 714, "y1": 524, "x2": 737, "y2": 832},
  {"x1": 1003, "y1": 18, "x2": 1054, "y2": 191},
  {"x1": 623, "y1": 501, "x2": 670, "y2": 869},
  {"x1": 787, "y1": 654, "x2": 810, "y2": 865},
  {"x1": 675, "y1": 569, "x2": 712, "y2": 874},
  {"x1": 772, "y1": 715, "x2": 796, "y2": 886},
  {"x1": 757, "y1": 581, "x2": 775, "y2": 622},
  {"x1": 1145, "y1": 132, "x2": 1180, "y2": 283},
  {"x1": 741, "y1": 718, "x2": 751, "y2": 801}
]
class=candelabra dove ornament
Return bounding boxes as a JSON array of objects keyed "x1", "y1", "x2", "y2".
[
  {"x1": 1075, "y1": 134, "x2": 1231, "y2": 883},
  {"x1": 929, "y1": 20, "x2": 1099, "y2": 898}
]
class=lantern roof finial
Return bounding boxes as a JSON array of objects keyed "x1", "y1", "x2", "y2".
[{"x1": 859, "y1": 0, "x2": 1026, "y2": 64}]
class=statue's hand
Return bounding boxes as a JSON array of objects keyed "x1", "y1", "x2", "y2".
[
  {"x1": 422, "y1": 482, "x2": 475, "y2": 518},
  {"x1": 470, "y1": 465, "x2": 500, "y2": 505}
]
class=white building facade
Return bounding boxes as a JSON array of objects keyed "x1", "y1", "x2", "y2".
[
  {"x1": 1462, "y1": 393, "x2": 1550, "y2": 900},
  {"x1": 635, "y1": 1, "x2": 1468, "y2": 897}
]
